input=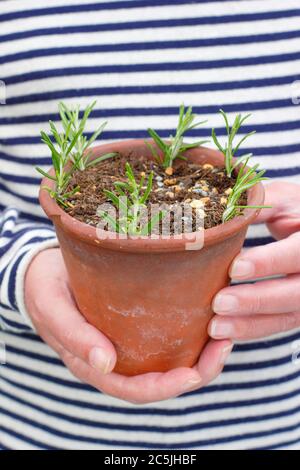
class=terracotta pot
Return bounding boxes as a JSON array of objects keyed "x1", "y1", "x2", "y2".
[{"x1": 39, "y1": 141, "x2": 265, "y2": 376}]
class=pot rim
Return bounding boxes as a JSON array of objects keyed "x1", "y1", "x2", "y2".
[{"x1": 39, "y1": 140, "x2": 265, "y2": 253}]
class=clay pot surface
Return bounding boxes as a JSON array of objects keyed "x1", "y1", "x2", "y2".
[{"x1": 40, "y1": 142, "x2": 265, "y2": 376}]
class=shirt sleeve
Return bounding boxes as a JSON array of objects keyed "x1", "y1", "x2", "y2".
[{"x1": 0, "y1": 207, "x2": 58, "y2": 333}]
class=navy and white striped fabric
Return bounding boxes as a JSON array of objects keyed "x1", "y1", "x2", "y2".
[{"x1": 1, "y1": 0, "x2": 300, "y2": 450}]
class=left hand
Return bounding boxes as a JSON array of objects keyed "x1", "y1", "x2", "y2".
[{"x1": 209, "y1": 181, "x2": 300, "y2": 341}]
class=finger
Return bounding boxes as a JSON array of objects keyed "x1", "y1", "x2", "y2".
[
  {"x1": 213, "y1": 274, "x2": 300, "y2": 316},
  {"x1": 61, "y1": 355, "x2": 203, "y2": 404},
  {"x1": 253, "y1": 182, "x2": 300, "y2": 223},
  {"x1": 195, "y1": 339, "x2": 233, "y2": 383},
  {"x1": 253, "y1": 182, "x2": 300, "y2": 239},
  {"x1": 229, "y1": 232, "x2": 300, "y2": 280},
  {"x1": 209, "y1": 311, "x2": 300, "y2": 341},
  {"x1": 33, "y1": 278, "x2": 117, "y2": 374},
  {"x1": 253, "y1": 182, "x2": 282, "y2": 224}
]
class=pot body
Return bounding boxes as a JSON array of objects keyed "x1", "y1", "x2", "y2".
[
  {"x1": 40, "y1": 141, "x2": 264, "y2": 376},
  {"x1": 56, "y1": 226, "x2": 246, "y2": 375}
]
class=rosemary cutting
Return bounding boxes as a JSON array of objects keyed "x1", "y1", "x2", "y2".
[
  {"x1": 36, "y1": 118, "x2": 80, "y2": 207},
  {"x1": 100, "y1": 163, "x2": 164, "y2": 235},
  {"x1": 212, "y1": 109, "x2": 255, "y2": 178},
  {"x1": 222, "y1": 157, "x2": 270, "y2": 222},
  {"x1": 37, "y1": 101, "x2": 116, "y2": 206},
  {"x1": 147, "y1": 105, "x2": 209, "y2": 169},
  {"x1": 59, "y1": 101, "x2": 116, "y2": 170},
  {"x1": 210, "y1": 110, "x2": 270, "y2": 222}
]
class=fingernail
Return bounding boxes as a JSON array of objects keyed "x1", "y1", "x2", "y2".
[
  {"x1": 89, "y1": 348, "x2": 113, "y2": 374},
  {"x1": 230, "y1": 259, "x2": 254, "y2": 279},
  {"x1": 220, "y1": 344, "x2": 233, "y2": 365},
  {"x1": 182, "y1": 377, "x2": 202, "y2": 392},
  {"x1": 213, "y1": 294, "x2": 239, "y2": 313},
  {"x1": 210, "y1": 319, "x2": 234, "y2": 338}
]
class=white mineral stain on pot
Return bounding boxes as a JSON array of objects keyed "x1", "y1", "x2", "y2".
[
  {"x1": 137, "y1": 325, "x2": 185, "y2": 349},
  {"x1": 118, "y1": 345, "x2": 185, "y2": 361},
  {"x1": 107, "y1": 304, "x2": 147, "y2": 317},
  {"x1": 139, "y1": 325, "x2": 168, "y2": 343},
  {"x1": 107, "y1": 305, "x2": 201, "y2": 325}
]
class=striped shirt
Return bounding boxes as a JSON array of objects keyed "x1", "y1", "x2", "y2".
[{"x1": 0, "y1": 0, "x2": 300, "y2": 450}]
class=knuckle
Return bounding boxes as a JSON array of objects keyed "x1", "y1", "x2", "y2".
[
  {"x1": 60, "y1": 352, "x2": 82, "y2": 379},
  {"x1": 249, "y1": 288, "x2": 263, "y2": 314},
  {"x1": 60, "y1": 349, "x2": 75, "y2": 366},
  {"x1": 267, "y1": 251, "x2": 279, "y2": 274},
  {"x1": 61, "y1": 327, "x2": 77, "y2": 346},
  {"x1": 81, "y1": 321, "x2": 95, "y2": 338},
  {"x1": 62, "y1": 320, "x2": 89, "y2": 348},
  {"x1": 280, "y1": 313, "x2": 300, "y2": 332},
  {"x1": 236, "y1": 318, "x2": 256, "y2": 339},
  {"x1": 268, "y1": 181, "x2": 281, "y2": 191},
  {"x1": 247, "y1": 318, "x2": 260, "y2": 337},
  {"x1": 287, "y1": 234, "x2": 300, "y2": 266}
]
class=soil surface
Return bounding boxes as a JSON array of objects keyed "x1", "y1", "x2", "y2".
[{"x1": 63, "y1": 153, "x2": 247, "y2": 232}]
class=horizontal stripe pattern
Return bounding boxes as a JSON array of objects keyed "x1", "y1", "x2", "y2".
[
  {"x1": 0, "y1": 209, "x2": 57, "y2": 331},
  {"x1": 0, "y1": 0, "x2": 300, "y2": 450},
  {"x1": 1, "y1": 328, "x2": 300, "y2": 450}
]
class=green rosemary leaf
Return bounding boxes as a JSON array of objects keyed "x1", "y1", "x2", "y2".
[
  {"x1": 233, "y1": 131, "x2": 256, "y2": 155},
  {"x1": 140, "y1": 171, "x2": 153, "y2": 205},
  {"x1": 36, "y1": 167, "x2": 56, "y2": 181},
  {"x1": 213, "y1": 110, "x2": 255, "y2": 177},
  {"x1": 180, "y1": 139, "x2": 210, "y2": 151},
  {"x1": 99, "y1": 211, "x2": 121, "y2": 233},
  {"x1": 85, "y1": 152, "x2": 117, "y2": 168},
  {"x1": 219, "y1": 109, "x2": 230, "y2": 134},
  {"x1": 103, "y1": 189, "x2": 124, "y2": 209},
  {"x1": 147, "y1": 129, "x2": 167, "y2": 153},
  {"x1": 85, "y1": 121, "x2": 107, "y2": 150},
  {"x1": 144, "y1": 140, "x2": 162, "y2": 165},
  {"x1": 211, "y1": 129, "x2": 223, "y2": 153}
]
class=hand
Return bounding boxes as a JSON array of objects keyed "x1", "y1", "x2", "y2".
[
  {"x1": 209, "y1": 182, "x2": 300, "y2": 341},
  {"x1": 25, "y1": 248, "x2": 232, "y2": 404}
]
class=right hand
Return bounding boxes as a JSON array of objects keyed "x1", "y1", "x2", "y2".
[{"x1": 25, "y1": 248, "x2": 232, "y2": 404}]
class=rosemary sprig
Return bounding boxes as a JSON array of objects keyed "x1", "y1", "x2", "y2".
[
  {"x1": 59, "y1": 101, "x2": 116, "y2": 170},
  {"x1": 212, "y1": 110, "x2": 255, "y2": 177},
  {"x1": 222, "y1": 157, "x2": 270, "y2": 222},
  {"x1": 147, "y1": 105, "x2": 209, "y2": 169},
  {"x1": 100, "y1": 163, "x2": 164, "y2": 235},
  {"x1": 37, "y1": 101, "x2": 116, "y2": 206},
  {"x1": 36, "y1": 118, "x2": 80, "y2": 206}
]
